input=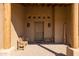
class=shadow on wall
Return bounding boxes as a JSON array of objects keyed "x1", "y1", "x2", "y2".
[
  {"x1": 11, "y1": 4, "x2": 25, "y2": 39},
  {"x1": 37, "y1": 44, "x2": 66, "y2": 56},
  {"x1": 11, "y1": 4, "x2": 25, "y2": 49}
]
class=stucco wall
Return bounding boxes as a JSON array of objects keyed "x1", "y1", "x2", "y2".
[
  {"x1": 25, "y1": 5, "x2": 53, "y2": 42},
  {"x1": 25, "y1": 5, "x2": 69, "y2": 43},
  {"x1": 54, "y1": 6, "x2": 66, "y2": 43},
  {"x1": 66, "y1": 5, "x2": 72, "y2": 45},
  {"x1": 0, "y1": 4, "x2": 4, "y2": 48},
  {"x1": 11, "y1": 4, "x2": 25, "y2": 48}
]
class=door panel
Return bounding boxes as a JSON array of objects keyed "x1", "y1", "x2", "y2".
[{"x1": 35, "y1": 22, "x2": 44, "y2": 41}]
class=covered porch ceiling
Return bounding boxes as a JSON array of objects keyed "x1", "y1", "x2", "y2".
[{"x1": 17, "y1": 3, "x2": 72, "y2": 7}]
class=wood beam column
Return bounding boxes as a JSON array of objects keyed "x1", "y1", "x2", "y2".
[{"x1": 3, "y1": 3, "x2": 11, "y2": 49}]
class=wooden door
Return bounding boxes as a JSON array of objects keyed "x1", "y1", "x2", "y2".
[{"x1": 35, "y1": 22, "x2": 44, "y2": 41}]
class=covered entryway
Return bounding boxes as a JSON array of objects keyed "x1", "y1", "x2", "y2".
[
  {"x1": 0, "y1": 3, "x2": 79, "y2": 56},
  {"x1": 11, "y1": 3, "x2": 72, "y2": 45}
]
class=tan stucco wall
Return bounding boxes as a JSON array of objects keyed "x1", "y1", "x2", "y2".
[
  {"x1": 11, "y1": 4, "x2": 25, "y2": 48},
  {"x1": 54, "y1": 6, "x2": 67, "y2": 43},
  {"x1": 25, "y1": 5, "x2": 67, "y2": 43},
  {"x1": 66, "y1": 5, "x2": 72, "y2": 45},
  {"x1": 0, "y1": 4, "x2": 4, "y2": 48},
  {"x1": 25, "y1": 5, "x2": 53, "y2": 42}
]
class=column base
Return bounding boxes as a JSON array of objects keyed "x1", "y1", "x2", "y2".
[
  {"x1": 0, "y1": 47, "x2": 16, "y2": 56},
  {"x1": 67, "y1": 46, "x2": 79, "y2": 56}
]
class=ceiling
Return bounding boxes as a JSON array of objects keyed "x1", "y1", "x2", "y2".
[{"x1": 19, "y1": 3, "x2": 72, "y2": 7}]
